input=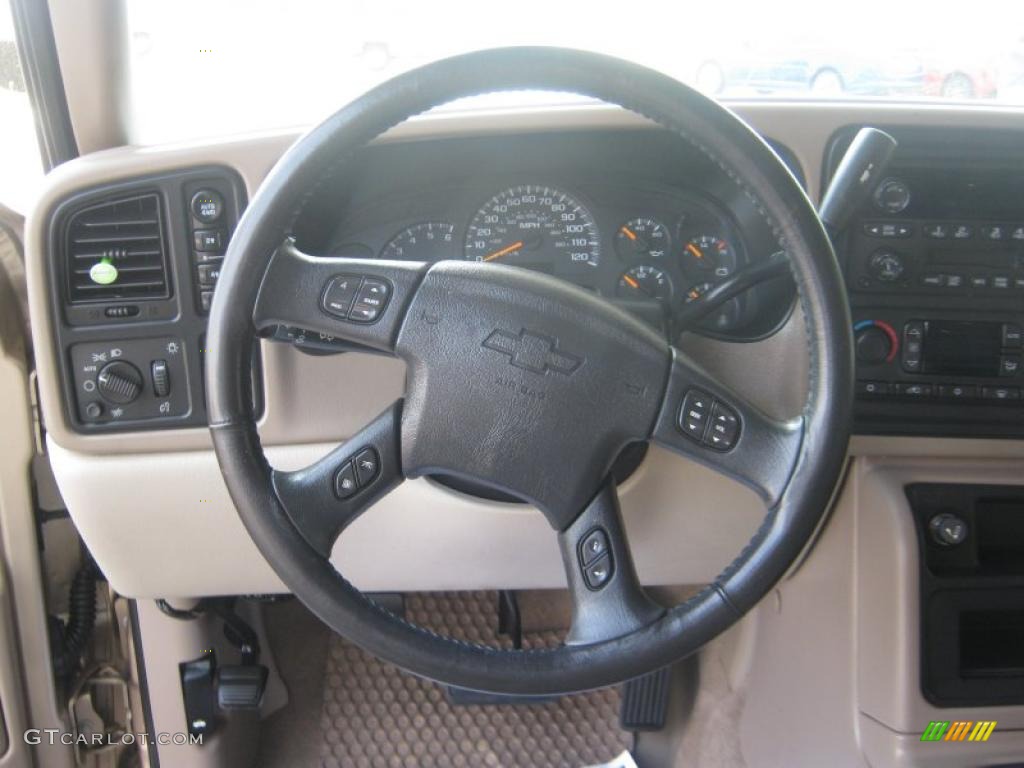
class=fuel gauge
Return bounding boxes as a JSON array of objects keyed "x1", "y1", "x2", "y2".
[{"x1": 617, "y1": 265, "x2": 672, "y2": 304}]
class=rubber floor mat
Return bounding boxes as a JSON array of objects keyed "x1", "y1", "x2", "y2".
[{"x1": 319, "y1": 591, "x2": 632, "y2": 767}]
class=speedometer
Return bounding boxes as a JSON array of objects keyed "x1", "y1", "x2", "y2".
[{"x1": 464, "y1": 185, "x2": 600, "y2": 273}]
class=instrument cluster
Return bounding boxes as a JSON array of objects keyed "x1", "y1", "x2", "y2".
[{"x1": 331, "y1": 181, "x2": 755, "y2": 334}]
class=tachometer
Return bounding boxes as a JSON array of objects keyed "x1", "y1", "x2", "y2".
[
  {"x1": 464, "y1": 185, "x2": 600, "y2": 272},
  {"x1": 381, "y1": 221, "x2": 455, "y2": 261}
]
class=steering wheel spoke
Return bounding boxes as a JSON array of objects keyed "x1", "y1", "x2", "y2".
[
  {"x1": 272, "y1": 401, "x2": 404, "y2": 557},
  {"x1": 558, "y1": 478, "x2": 664, "y2": 646},
  {"x1": 252, "y1": 238, "x2": 427, "y2": 353},
  {"x1": 650, "y1": 348, "x2": 804, "y2": 507}
]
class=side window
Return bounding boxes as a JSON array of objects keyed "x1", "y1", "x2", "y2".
[{"x1": 0, "y1": 3, "x2": 44, "y2": 213}]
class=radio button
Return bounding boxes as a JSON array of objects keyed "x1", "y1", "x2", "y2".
[
  {"x1": 982, "y1": 386, "x2": 1021, "y2": 401},
  {"x1": 923, "y1": 223, "x2": 949, "y2": 239},
  {"x1": 992, "y1": 275, "x2": 1011, "y2": 290},
  {"x1": 945, "y1": 274, "x2": 965, "y2": 289},
  {"x1": 969, "y1": 275, "x2": 989, "y2": 290},
  {"x1": 1002, "y1": 324, "x2": 1022, "y2": 348},
  {"x1": 921, "y1": 273, "x2": 945, "y2": 288},
  {"x1": 999, "y1": 356, "x2": 1021, "y2": 377},
  {"x1": 864, "y1": 222, "x2": 884, "y2": 237},
  {"x1": 938, "y1": 384, "x2": 978, "y2": 399}
]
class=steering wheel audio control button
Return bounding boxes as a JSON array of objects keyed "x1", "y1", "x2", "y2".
[
  {"x1": 354, "y1": 448, "x2": 380, "y2": 486},
  {"x1": 583, "y1": 553, "x2": 613, "y2": 590},
  {"x1": 580, "y1": 528, "x2": 609, "y2": 566},
  {"x1": 349, "y1": 279, "x2": 392, "y2": 323},
  {"x1": 333, "y1": 462, "x2": 359, "y2": 499},
  {"x1": 321, "y1": 275, "x2": 362, "y2": 319},
  {"x1": 706, "y1": 402, "x2": 740, "y2": 451},
  {"x1": 678, "y1": 389, "x2": 712, "y2": 440}
]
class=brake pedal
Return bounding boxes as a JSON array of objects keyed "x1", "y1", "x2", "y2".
[
  {"x1": 619, "y1": 666, "x2": 671, "y2": 731},
  {"x1": 215, "y1": 664, "x2": 269, "y2": 709}
]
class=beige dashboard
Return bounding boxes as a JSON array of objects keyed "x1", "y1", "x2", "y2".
[{"x1": 26, "y1": 101, "x2": 1024, "y2": 600}]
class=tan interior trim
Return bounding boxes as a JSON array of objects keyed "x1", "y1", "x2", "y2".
[{"x1": 0, "y1": 255, "x2": 72, "y2": 766}]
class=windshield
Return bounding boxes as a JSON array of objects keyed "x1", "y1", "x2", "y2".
[{"x1": 127, "y1": 0, "x2": 1024, "y2": 144}]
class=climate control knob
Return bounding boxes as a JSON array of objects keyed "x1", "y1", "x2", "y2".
[
  {"x1": 868, "y1": 249, "x2": 905, "y2": 282},
  {"x1": 856, "y1": 326, "x2": 892, "y2": 364},
  {"x1": 96, "y1": 361, "x2": 143, "y2": 404},
  {"x1": 853, "y1": 320, "x2": 898, "y2": 365}
]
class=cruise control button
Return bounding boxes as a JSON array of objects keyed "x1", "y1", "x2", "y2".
[
  {"x1": 580, "y1": 529, "x2": 609, "y2": 566},
  {"x1": 583, "y1": 553, "x2": 613, "y2": 590},
  {"x1": 333, "y1": 462, "x2": 358, "y2": 499},
  {"x1": 705, "y1": 401, "x2": 740, "y2": 451},
  {"x1": 321, "y1": 275, "x2": 361, "y2": 319},
  {"x1": 353, "y1": 448, "x2": 380, "y2": 486},
  {"x1": 678, "y1": 389, "x2": 712, "y2": 441}
]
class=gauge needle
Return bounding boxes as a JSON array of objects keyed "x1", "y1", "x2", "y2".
[
  {"x1": 622, "y1": 273, "x2": 654, "y2": 298},
  {"x1": 620, "y1": 225, "x2": 638, "y2": 241},
  {"x1": 482, "y1": 241, "x2": 524, "y2": 262},
  {"x1": 686, "y1": 243, "x2": 704, "y2": 261}
]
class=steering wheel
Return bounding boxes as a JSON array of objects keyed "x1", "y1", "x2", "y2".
[{"x1": 207, "y1": 47, "x2": 852, "y2": 695}]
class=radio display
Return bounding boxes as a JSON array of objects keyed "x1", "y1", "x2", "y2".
[{"x1": 924, "y1": 321, "x2": 1002, "y2": 377}]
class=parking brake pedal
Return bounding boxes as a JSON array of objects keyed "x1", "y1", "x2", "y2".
[{"x1": 620, "y1": 666, "x2": 671, "y2": 731}]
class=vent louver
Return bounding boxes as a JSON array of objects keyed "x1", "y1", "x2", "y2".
[{"x1": 65, "y1": 194, "x2": 170, "y2": 304}]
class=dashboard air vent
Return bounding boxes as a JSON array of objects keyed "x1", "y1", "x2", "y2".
[{"x1": 65, "y1": 193, "x2": 170, "y2": 304}]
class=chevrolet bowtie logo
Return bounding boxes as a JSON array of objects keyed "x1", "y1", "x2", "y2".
[{"x1": 482, "y1": 329, "x2": 583, "y2": 376}]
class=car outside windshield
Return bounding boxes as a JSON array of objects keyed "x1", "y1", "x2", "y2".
[{"x1": 126, "y1": 0, "x2": 1024, "y2": 144}]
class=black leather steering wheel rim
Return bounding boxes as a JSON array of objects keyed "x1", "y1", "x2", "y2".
[{"x1": 207, "y1": 47, "x2": 853, "y2": 695}]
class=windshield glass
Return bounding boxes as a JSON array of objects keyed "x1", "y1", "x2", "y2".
[{"x1": 127, "y1": 0, "x2": 1024, "y2": 144}]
